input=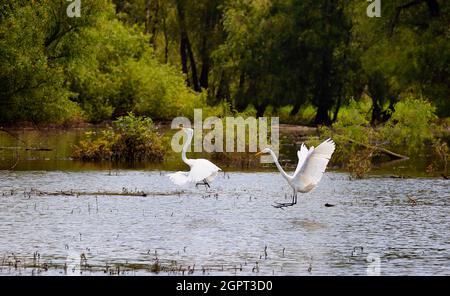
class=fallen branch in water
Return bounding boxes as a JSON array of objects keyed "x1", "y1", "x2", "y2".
[
  {"x1": 0, "y1": 128, "x2": 28, "y2": 146},
  {"x1": 0, "y1": 147, "x2": 20, "y2": 170},
  {"x1": 0, "y1": 146, "x2": 53, "y2": 151},
  {"x1": 33, "y1": 190, "x2": 147, "y2": 197},
  {"x1": 22, "y1": 189, "x2": 186, "y2": 197},
  {"x1": 0, "y1": 129, "x2": 53, "y2": 152},
  {"x1": 341, "y1": 137, "x2": 409, "y2": 160}
]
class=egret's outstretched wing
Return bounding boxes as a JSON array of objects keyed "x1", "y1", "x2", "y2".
[
  {"x1": 187, "y1": 159, "x2": 221, "y2": 183},
  {"x1": 295, "y1": 138, "x2": 335, "y2": 186},
  {"x1": 167, "y1": 171, "x2": 189, "y2": 186},
  {"x1": 293, "y1": 143, "x2": 309, "y2": 176}
]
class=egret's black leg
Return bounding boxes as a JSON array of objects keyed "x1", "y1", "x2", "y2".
[
  {"x1": 272, "y1": 190, "x2": 297, "y2": 208},
  {"x1": 195, "y1": 179, "x2": 210, "y2": 190},
  {"x1": 272, "y1": 202, "x2": 296, "y2": 208}
]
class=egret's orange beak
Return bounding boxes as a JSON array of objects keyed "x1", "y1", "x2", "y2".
[{"x1": 255, "y1": 151, "x2": 263, "y2": 156}]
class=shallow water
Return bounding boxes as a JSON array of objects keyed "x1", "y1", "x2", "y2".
[{"x1": 0, "y1": 170, "x2": 448, "y2": 275}]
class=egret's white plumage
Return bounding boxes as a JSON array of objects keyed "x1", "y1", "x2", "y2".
[
  {"x1": 168, "y1": 128, "x2": 221, "y2": 187},
  {"x1": 167, "y1": 171, "x2": 189, "y2": 186},
  {"x1": 257, "y1": 138, "x2": 335, "y2": 207}
]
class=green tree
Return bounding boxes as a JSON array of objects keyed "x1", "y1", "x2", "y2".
[
  {"x1": 351, "y1": 0, "x2": 449, "y2": 118},
  {"x1": 0, "y1": 0, "x2": 205, "y2": 124},
  {"x1": 213, "y1": 0, "x2": 360, "y2": 122}
]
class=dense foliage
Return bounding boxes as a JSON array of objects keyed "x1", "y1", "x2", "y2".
[
  {"x1": 0, "y1": 0, "x2": 204, "y2": 123},
  {"x1": 1, "y1": 0, "x2": 448, "y2": 126}
]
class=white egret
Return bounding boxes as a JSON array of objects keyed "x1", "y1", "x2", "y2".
[
  {"x1": 168, "y1": 127, "x2": 221, "y2": 188},
  {"x1": 256, "y1": 138, "x2": 335, "y2": 208}
]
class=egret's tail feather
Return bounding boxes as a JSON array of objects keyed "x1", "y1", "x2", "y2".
[{"x1": 167, "y1": 171, "x2": 189, "y2": 186}]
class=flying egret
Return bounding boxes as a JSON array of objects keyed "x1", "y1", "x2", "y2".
[
  {"x1": 256, "y1": 138, "x2": 335, "y2": 208},
  {"x1": 168, "y1": 127, "x2": 221, "y2": 188}
]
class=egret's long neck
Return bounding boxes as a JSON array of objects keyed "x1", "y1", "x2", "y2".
[
  {"x1": 268, "y1": 150, "x2": 290, "y2": 181},
  {"x1": 181, "y1": 131, "x2": 193, "y2": 165}
]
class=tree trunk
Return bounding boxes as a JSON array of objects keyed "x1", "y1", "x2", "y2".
[
  {"x1": 313, "y1": 3, "x2": 334, "y2": 126},
  {"x1": 180, "y1": 34, "x2": 190, "y2": 87},
  {"x1": 332, "y1": 97, "x2": 342, "y2": 123},
  {"x1": 371, "y1": 97, "x2": 382, "y2": 125},
  {"x1": 199, "y1": 1, "x2": 215, "y2": 90},
  {"x1": 199, "y1": 61, "x2": 209, "y2": 89},
  {"x1": 314, "y1": 104, "x2": 332, "y2": 125},
  {"x1": 256, "y1": 103, "x2": 267, "y2": 118},
  {"x1": 185, "y1": 36, "x2": 200, "y2": 91},
  {"x1": 176, "y1": 0, "x2": 200, "y2": 91},
  {"x1": 150, "y1": 1, "x2": 159, "y2": 47},
  {"x1": 216, "y1": 72, "x2": 230, "y2": 102},
  {"x1": 290, "y1": 100, "x2": 302, "y2": 116},
  {"x1": 199, "y1": 38, "x2": 209, "y2": 89},
  {"x1": 145, "y1": 0, "x2": 160, "y2": 47},
  {"x1": 380, "y1": 97, "x2": 397, "y2": 122},
  {"x1": 235, "y1": 72, "x2": 247, "y2": 111},
  {"x1": 162, "y1": 7, "x2": 169, "y2": 63},
  {"x1": 368, "y1": 71, "x2": 394, "y2": 124},
  {"x1": 314, "y1": 52, "x2": 333, "y2": 126}
]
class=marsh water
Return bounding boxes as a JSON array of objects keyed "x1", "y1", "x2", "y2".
[{"x1": 0, "y1": 128, "x2": 449, "y2": 275}]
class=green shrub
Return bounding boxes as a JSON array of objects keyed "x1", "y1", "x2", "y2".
[
  {"x1": 380, "y1": 96, "x2": 437, "y2": 151},
  {"x1": 238, "y1": 104, "x2": 258, "y2": 118},
  {"x1": 347, "y1": 149, "x2": 374, "y2": 179},
  {"x1": 333, "y1": 99, "x2": 371, "y2": 143},
  {"x1": 297, "y1": 105, "x2": 317, "y2": 124},
  {"x1": 278, "y1": 105, "x2": 294, "y2": 123},
  {"x1": 263, "y1": 105, "x2": 275, "y2": 117},
  {"x1": 72, "y1": 113, "x2": 166, "y2": 163}
]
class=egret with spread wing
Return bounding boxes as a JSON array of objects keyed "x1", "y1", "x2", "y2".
[
  {"x1": 168, "y1": 127, "x2": 221, "y2": 188},
  {"x1": 256, "y1": 139, "x2": 335, "y2": 208}
]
